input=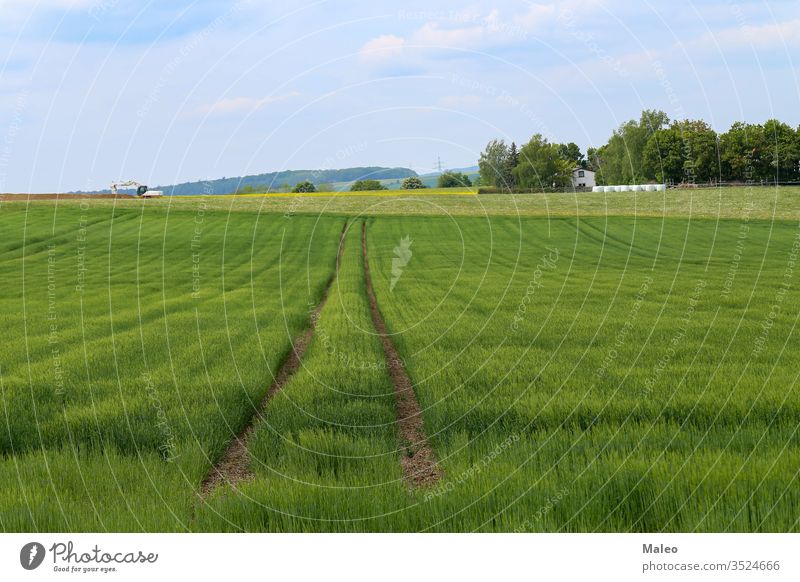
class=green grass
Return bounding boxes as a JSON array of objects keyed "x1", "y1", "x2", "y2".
[
  {"x1": 196, "y1": 222, "x2": 412, "y2": 531},
  {"x1": 1, "y1": 192, "x2": 799, "y2": 531},
  {"x1": 11, "y1": 185, "x2": 800, "y2": 220},
  {"x1": 364, "y1": 214, "x2": 800, "y2": 531},
  {"x1": 0, "y1": 203, "x2": 344, "y2": 530}
]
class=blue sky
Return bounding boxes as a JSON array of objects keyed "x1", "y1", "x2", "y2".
[{"x1": 1, "y1": 0, "x2": 798, "y2": 192}]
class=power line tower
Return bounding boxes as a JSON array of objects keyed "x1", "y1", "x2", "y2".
[{"x1": 435, "y1": 155, "x2": 444, "y2": 174}]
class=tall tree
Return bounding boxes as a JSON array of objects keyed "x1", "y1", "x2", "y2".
[
  {"x1": 508, "y1": 142, "x2": 519, "y2": 168},
  {"x1": 558, "y1": 142, "x2": 584, "y2": 168},
  {"x1": 513, "y1": 134, "x2": 574, "y2": 189},
  {"x1": 642, "y1": 120, "x2": 719, "y2": 184},
  {"x1": 437, "y1": 172, "x2": 473, "y2": 188},
  {"x1": 719, "y1": 122, "x2": 775, "y2": 182},
  {"x1": 505, "y1": 141, "x2": 520, "y2": 189},
  {"x1": 673, "y1": 119, "x2": 719, "y2": 183},
  {"x1": 594, "y1": 110, "x2": 669, "y2": 184},
  {"x1": 720, "y1": 122, "x2": 761, "y2": 182},
  {"x1": 479, "y1": 139, "x2": 511, "y2": 189},
  {"x1": 764, "y1": 119, "x2": 800, "y2": 182},
  {"x1": 586, "y1": 147, "x2": 601, "y2": 172},
  {"x1": 642, "y1": 128, "x2": 685, "y2": 184}
]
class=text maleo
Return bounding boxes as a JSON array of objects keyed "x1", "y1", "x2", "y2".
[{"x1": 643, "y1": 544, "x2": 678, "y2": 554}]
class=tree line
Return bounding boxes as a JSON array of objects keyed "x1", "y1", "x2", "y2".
[
  {"x1": 282, "y1": 171, "x2": 474, "y2": 194},
  {"x1": 478, "y1": 110, "x2": 800, "y2": 190}
]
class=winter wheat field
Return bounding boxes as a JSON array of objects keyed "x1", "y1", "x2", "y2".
[{"x1": 1, "y1": 186, "x2": 800, "y2": 533}]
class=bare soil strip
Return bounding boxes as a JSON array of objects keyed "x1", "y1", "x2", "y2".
[
  {"x1": 0, "y1": 193, "x2": 132, "y2": 201},
  {"x1": 199, "y1": 222, "x2": 348, "y2": 497},
  {"x1": 361, "y1": 222, "x2": 442, "y2": 488}
]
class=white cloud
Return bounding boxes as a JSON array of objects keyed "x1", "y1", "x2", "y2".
[
  {"x1": 358, "y1": 22, "x2": 487, "y2": 67},
  {"x1": 412, "y1": 21, "x2": 486, "y2": 49},
  {"x1": 358, "y1": 34, "x2": 406, "y2": 63},
  {"x1": 696, "y1": 18, "x2": 800, "y2": 49},
  {"x1": 568, "y1": 16, "x2": 800, "y2": 82},
  {"x1": 195, "y1": 91, "x2": 300, "y2": 116},
  {"x1": 358, "y1": 2, "x2": 590, "y2": 65},
  {"x1": 517, "y1": 3, "x2": 563, "y2": 32}
]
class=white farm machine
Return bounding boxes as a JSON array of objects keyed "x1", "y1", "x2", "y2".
[{"x1": 111, "y1": 180, "x2": 164, "y2": 198}]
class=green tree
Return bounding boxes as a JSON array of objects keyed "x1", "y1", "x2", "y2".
[
  {"x1": 558, "y1": 142, "x2": 584, "y2": 168},
  {"x1": 508, "y1": 142, "x2": 519, "y2": 167},
  {"x1": 676, "y1": 119, "x2": 718, "y2": 183},
  {"x1": 721, "y1": 122, "x2": 772, "y2": 182},
  {"x1": 642, "y1": 120, "x2": 719, "y2": 184},
  {"x1": 513, "y1": 134, "x2": 574, "y2": 189},
  {"x1": 478, "y1": 139, "x2": 511, "y2": 189},
  {"x1": 292, "y1": 181, "x2": 316, "y2": 193},
  {"x1": 764, "y1": 119, "x2": 800, "y2": 181},
  {"x1": 235, "y1": 185, "x2": 256, "y2": 195},
  {"x1": 400, "y1": 176, "x2": 426, "y2": 189},
  {"x1": 437, "y1": 171, "x2": 472, "y2": 188},
  {"x1": 350, "y1": 179, "x2": 387, "y2": 191},
  {"x1": 505, "y1": 142, "x2": 520, "y2": 189},
  {"x1": 642, "y1": 128, "x2": 685, "y2": 183},
  {"x1": 316, "y1": 182, "x2": 334, "y2": 192},
  {"x1": 721, "y1": 122, "x2": 755, "y2": 182},
  {"x1": 586, "y1": 147, "x2": 601, "y2": 172},
  {"x1": 594, "y1": 110, "x2": 669, "y2": 184}
]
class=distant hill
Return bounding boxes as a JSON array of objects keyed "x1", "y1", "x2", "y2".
[
  {"x1": 419, "y1": 165, "x2": 479, "y2": 178},
  {"x1": 416, "y1": 166, "x2": 480, "y2": 188},
  {"x1": 75, "y1": 167, "x2": 418, "y2": 196}
]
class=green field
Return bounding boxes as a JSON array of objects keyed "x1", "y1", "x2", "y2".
[
  {"x1": 21, "y1": 185, "x2": 800, "y2": 220},
  {"x1": 1, "y1": 188, "x2": 799, "y2": 532}
]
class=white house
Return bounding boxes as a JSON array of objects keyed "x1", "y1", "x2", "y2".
[{"x1": 572, "y1": 167, "x2": 596, "y2": 189}]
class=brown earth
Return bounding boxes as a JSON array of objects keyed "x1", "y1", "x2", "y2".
[
  {"x1": 0, "y1": 193, "x2": 132, "y2": 201},
  {"x1": 361, "y1": 221, "x2": 442, "y2": 488}
]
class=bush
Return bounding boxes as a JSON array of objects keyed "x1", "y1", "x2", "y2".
[
  {"x1": 292, "y1": 181, "x2": 316, "y2": 193},
  {"x1": 437, "y1": 171, "x2": 473, "y2": 188},
  {"x1": 400, "y1": 177, "x2": 426, "y2": 189},
  {"x1": 350, "y1": 180, "x2": 387, "y2": 191}
]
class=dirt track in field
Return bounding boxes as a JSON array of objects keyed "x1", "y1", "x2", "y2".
[
  {"x1": 199, "y1": 222, "x2": 348, "y2": 498},
  {"x1": 361, "y1": 222, "x2": 442, "y2": 488}
]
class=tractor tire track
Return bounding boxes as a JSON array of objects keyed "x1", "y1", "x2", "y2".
[
  {"x1": 200, "y1": 222, "x2": 348, "y2": 497},
  {"x1": 361, "y1": 221, "x2": 442, "y2": 488}
]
